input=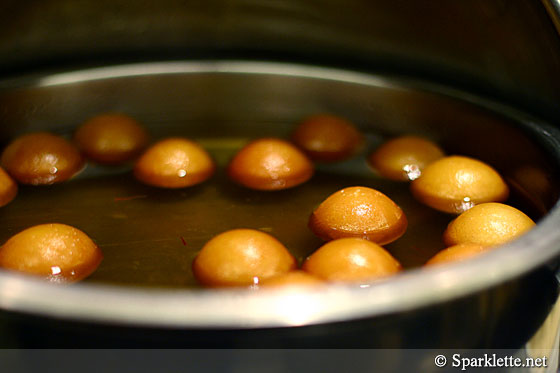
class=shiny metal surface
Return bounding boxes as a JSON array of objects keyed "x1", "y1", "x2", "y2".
[
  {"x1": 0, "y1": 1, "x2": 560, "y2": 121},
  {"x1": 0, "y1": 61, "x2": 558, "y2": 329},
  {"x1": 543, "y1": 0, "x2": 560, "y2": 35}
]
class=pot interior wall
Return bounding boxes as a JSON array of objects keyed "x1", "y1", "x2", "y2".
[{"x1": 1, "y1": 1, "x2": 560, "y2": 121}]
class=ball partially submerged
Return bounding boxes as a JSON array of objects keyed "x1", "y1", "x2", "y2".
[
  {"x1": 411, "y1": 155, "x2": 509, "y2": 214},
  {"x1": 134, "y1": 138, "x2": 215, "y2": 188},
  {"x1": 291, "y1": 114, "x2": 364, "y2": 162},
  {"x1": 302, "y1": 238, "x2": 401, "y2": 283},
  {"x1": 425, "y1": 244, "x2": 488, "y2": 266},
  {"x1": 0, "y1": 166, "x2": 17, "y2": 207},
  {"x1": 259, "y1": 270, "x2": 324, "y2": 288},
  {"x1": 368, "y1": 136, "x2": 445, "y2": 181},
  {"x1": 228, "y1": 138, "x2": 314, "y2": 190},
  {"x1": 74, "y1": 113, "x2": 149, "y2": 164},
  {"x1": 309, "y1": 186, "x2": 407, "y2": 245},
  {"x1": 192, "y1": 229, "x2": 296, "y2": 287},
  {"x1": 443, "y1": 203, "x2": 535, "y2": 247},
  {"x1": 1, "y1": 132, "x2": 84, "y2": 185},
  {"x1": 0, "y1": 223, "x2": 102, "y2": 283}
]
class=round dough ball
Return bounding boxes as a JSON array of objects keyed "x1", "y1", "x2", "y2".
[
  {"x1": 425, "y1": 244, "x2": 487, "y2": 266},
  {"x1": 309, "y1": 186, "x2": 407, "y2": 245},
  {"x1": 134, "y1": 138, "x2": 215, "y2": 188},
  {"x1": 259, "y1": 270, "x2": 324, "y2": 288},
  {"x1": 192, "y1": 229, "x2": 296, "y2": 287},
  {"x1": 0, "y1": 223, "x2": 102, "y2": 283},
  {"x1": 1, "y1": 132, "x2": 84, "y2": 185},
  {"x1": 302, "y1": 238, "x2": 401, "y2": 283},
  {"x1": 74, "y1": 113, "x2": 149, "y2": 164},
  {"x1": 0, "y1": 166, "x2": 17, "y2": 207},
  {"x1": 291, "y1": 114, "x2": 364, "y2": 162},
  {"x1": 410, "y1": 155, "x2": 509, "y2": 213},
  {"x1": 443, "y1": 203, "x2": 535, "y2": 247},
  {"x1": 228, "y1": 138, "x2": 314, "y2": 190},
  {"x1": 368, "y1": 136, "x2": 445, "y2": 181}
]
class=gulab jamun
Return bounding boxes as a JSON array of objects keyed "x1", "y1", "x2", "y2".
[
  {"x1": 410, "y1": 155, "x2": 509, "y2": 214},
  {"x1": 1, "y1": 132, "x2": 84, "y2": 185},
  {"x1": 368, "y1": 136, "x2": 445, "y2": 181},
  {"x1": 134, "y1": 138, "x2": 215, "y2": 188},
  {"x1": 425, "y1": 244, "x2": 487, "y2": 266},
  {"x1": 0, "y1": 166, "x2": 17, "y2": 207},
  {"x1": 291, "y1": 114, "x2": 364, "y2": 162},
  {"x1": 0, "y1": 223, "x2": 102, "y2": 283},
  {"x1": 192, "y1": 229, "x2": 296, "y2": 287},
  {"x1": 228, "y1": 138, "x2": 314, "y2": 190},
  {"x1": 443, "y1": 202, "x2": 535, "y2": 247},
  {"x1": 309, "y1": 186, "x2": 407, "y2": 245},
  {"x1": 302, "y1": 238, "x2": 401, "y2": 283},
  {"x1": 259, "y1": 270, "x2": 324, "y2": 288},
  {"x1": 74, "y1": 113, "x2": 149, "y2": 164}
]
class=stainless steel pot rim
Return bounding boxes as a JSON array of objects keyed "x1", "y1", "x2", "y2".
[{"x1": 0, "y1": 60, "x2": 558, "y2": 329}]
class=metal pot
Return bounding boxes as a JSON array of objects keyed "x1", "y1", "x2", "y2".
[{"x1": 0, "y1": 0, "x2": 559, "y2": 353}]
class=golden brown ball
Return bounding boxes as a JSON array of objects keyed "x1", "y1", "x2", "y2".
[
  {"x1": 410, "y1": 155, "x2": 509, "y2": 214},
  {"x1": 258, "y1": 270, "x2": 324, "y2": 288},
  {"x1": 368, "y1": 136, "x2": 445, "y2": 181},
  {"x1": 309, "y1": 186, "x2": 407, "y2": 245},
  {"x1": 74, "y1": 113, "x2": 149, "y2": 164},
  {"x1": 1, "y1": 132, "x2": 84, "y2": 185},
  {"x1": 0, "y1": 166, "x2": 17, "y2": 207},
  {"x1": 228, "y1": 138, "x2": 314, "y2": 190},
  {"x1": 425, "y1": 244, "x2": 488, "y2": 266},
  {"x1": 0, "y1": 223, "x2": 102, "y2": 283},
  {"x1": 443, "y1": 203, "x2": 535, "y2": 247},
  {"x1": 134, "y1": 138, "x2": 215, "y2": 188},
  {"x1": 192, "y1": 229, "x2": 296, "y2": 287},
  {"x1": 302, "y1": 238, "x2": 401, "y2": 283},
  {"x1": 291, "y1": 114, "x2": 364, "y2": 162}
]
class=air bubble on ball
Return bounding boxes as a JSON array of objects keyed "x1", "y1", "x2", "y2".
[
  {"x1": 403, "y1": 164, "x2": 421, "y2": 180},
  {"x1": 460, "y1": 197, "x2": 475, "y2": 212},
  {"x1": 249, "y1": 276, "x2": 260, "y2": 290}
]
